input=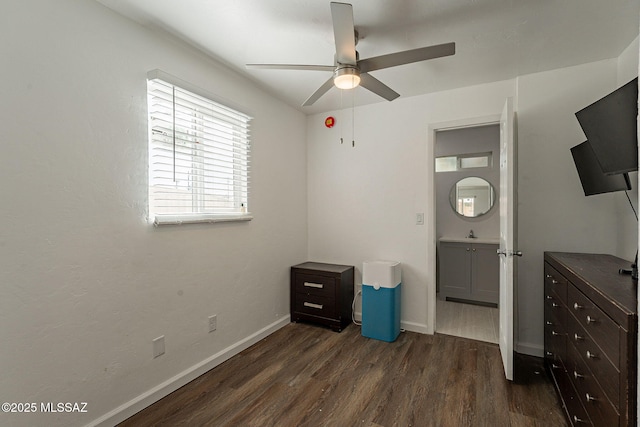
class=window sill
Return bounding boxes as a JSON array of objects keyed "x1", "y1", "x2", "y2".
[{"x1": 153, "y1": 213, "x2": 253, "y2": 226}]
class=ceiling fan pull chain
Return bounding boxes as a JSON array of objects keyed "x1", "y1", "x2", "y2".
[
  {"x1": 351, "y1": 88, "x2": 355, "y2": 147},
  {"x1": 340, "y1": 88, "x2": 344, "y2": 144}
]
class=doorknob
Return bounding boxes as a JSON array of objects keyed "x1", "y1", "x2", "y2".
[
  {"x1": 496, "y1": 249, "x2": 507, "y2": 257},
  {"x1": 510, "y1": 250, "x2": 523, "y2": 257}
]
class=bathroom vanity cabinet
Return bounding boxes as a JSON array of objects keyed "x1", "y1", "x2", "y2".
[{"x1": 438, "y1": 238, "x2": 499, "y2": 305}]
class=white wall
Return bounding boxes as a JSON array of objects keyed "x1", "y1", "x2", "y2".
[
  {"x1": 615, "y1": 36, "x2": 640, "y2": 259},
  {"x1": 515, "y1": 59, "x2": 624, "y2": 354},
  {"x1": 307, "y1": 80, "x2": 514, "y2": 332},
  {"x1": 0, "y1": 1, "x2": 307, "y2": 426}
]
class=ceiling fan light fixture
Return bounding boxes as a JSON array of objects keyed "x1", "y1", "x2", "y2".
[{"x1": 334, "y1": 66, "x2": 361, "y2": 89}]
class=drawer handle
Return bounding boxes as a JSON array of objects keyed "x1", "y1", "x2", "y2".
[
  {"x1": 573, "y1": 415, "x2": 586, "y2": 424},
  {"x1": 586, "y1": 350, "x2": 598, "y2": 359},
  {"x1": 303, "y1": 302, "x2": 323, "y2": 310},
  {"x1": 545, "y1": 321, "x2": 553, "y2": 326},
  {"x1": 573, "y1": 370, "x2": 584, "y2": 379},
  {"x1": 573, "y1": 302, "x2": 583, "y2": 310},
  {"x1": 574, "y1": 333, "x2": 583, "y2": 341},
  {"x1": 551, "y1": 303, "x2": 560, "y2": 308},
  {"x1": 551, "y1": 330, "x2": 561, "y2": 336},
  {"x1": 303, "y1": 282, "x2": 324, "y2": 289},
  {"x1": 585, "y1": 393, "x2": 596, "y2": 403},
  {"x1": 546, "y1": 274, "x2": 552, "y2": 278},
  {"x1": 551, "y1": 363, "x2": 561, "y2": 370},
  {"x1": 551, "y1": 279, "x2": 559, "y2": 284},
  {"x1": 546, "y1": 351, "x2": 554, "y2": 357},
  {"x1": 586, "y1": 315, "x2": 597, "y2": 324},
  {"x1": 546, "y1": 295, "x2": 553, "y2": 300}
]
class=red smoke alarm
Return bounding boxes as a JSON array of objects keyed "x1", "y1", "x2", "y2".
[{"x1": 325, "y1": 116, "x2": 335, "y2": 128}]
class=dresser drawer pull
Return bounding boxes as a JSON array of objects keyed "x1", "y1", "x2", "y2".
[
  {"x1": 551, "y1": 303, "x2": 560, "y2": 307},
  {"x1": 573, "y1": 302, "x2": 583, "y2": 310},
  {"x1": 585, "y1": 315, "x2": 597, "y2": 324},
  {"x1": 573, "y1": 370, "x2": 584, "y2": 379},
  {"x1": 573, "y1": 415, "x2": 586, "y2": 424},
  {"x1": 546, "y1": 351, "x2": 554, "y2": 357},
  {"x1": 545, "y1": 321, "x2": 553, "y2": 326},
  {"x1": 551, "y1": 330, "x2": 562, "y2": 336},
  {"x1": 546, "y1": 274, "x2": 552, "y2": 278},
  {"x1": 303, "y1": 302, "x2": 323, "y2": 310},
  {"x1": 586, "y1": 350, "x2": 598, "y2": 359},
  {"x1": 585, "y1": 393, "x2": 596, "y2": 403},
  {"x1": 303, "y1": 282, "x2": 324, "y2": 289},
  {"x1": 546, "y1": 295, "x2": 553, "y2": 300},
  {"x1": 551, "y1": 363, "x2": 561, "y2": 370},
  {"x1": 551, "y1": 279, "x2": 559, "y2": 284},
  {"x1": 573, "y1": 333, "x2": 583, "y2": 341}
]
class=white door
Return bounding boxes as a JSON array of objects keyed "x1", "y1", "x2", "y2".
[{"x1": 499, "y1": 97, "x2": 517, "y2": 381}]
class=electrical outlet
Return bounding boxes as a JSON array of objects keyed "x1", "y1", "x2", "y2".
[
  {"x1": 208, "y1": 315, "x2": 217, "y2": 333},
  {"x1": 153, "y1": 335, "x2": 165, "y2": 358}
]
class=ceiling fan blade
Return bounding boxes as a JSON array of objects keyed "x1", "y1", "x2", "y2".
[
  {"x1": 302, "y1": 77, "x2": 335, "y2": 106},
  {"x1": 359, "y1": 73, "x2": 400, "y2": 102},
  {"x1": 359, "y1": 42, "x2": 456, "y2": 73},
  {"x1": 330, "y1": 2, "x2": 357, "y2": 65},
  {"x1": 246, "y1": 64, "x2": 335, "y2": 72}
]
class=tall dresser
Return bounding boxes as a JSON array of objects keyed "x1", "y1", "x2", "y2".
[{"x1": 544, "y1": 252, "x2": 637, "y2": 426}]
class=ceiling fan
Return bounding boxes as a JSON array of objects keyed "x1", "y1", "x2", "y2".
[{"x1": 246, "y1": 2, "x2": 455, "y2": 106}]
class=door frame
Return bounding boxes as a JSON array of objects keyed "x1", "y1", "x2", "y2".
[{"x1": 426, "y1": 114, "x2": 501, "y2": 335}]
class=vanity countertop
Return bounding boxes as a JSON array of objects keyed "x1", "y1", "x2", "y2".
[{"x1": 439, "y1": 236, "x2": 500, "y2": 245}]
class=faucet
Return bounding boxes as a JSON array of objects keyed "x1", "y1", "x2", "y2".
[{"x1": 467, "y1": 229, "x2": 475, "y2": 238}]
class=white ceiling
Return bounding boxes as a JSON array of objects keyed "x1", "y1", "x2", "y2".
[{"x1": 97, "y1": 0, "x2": 639, "y2": 114}]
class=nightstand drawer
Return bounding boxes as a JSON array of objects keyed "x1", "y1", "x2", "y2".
[
  {"x1": 294, "y1": 273, "x2": 336, "y2": 298},
  {"x1": 295, "y1": 293, "x2": 336, "y2": 318}
]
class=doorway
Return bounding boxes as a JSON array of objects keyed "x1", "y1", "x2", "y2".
[{"x1": 426, "y1": 116, "x2": 502, "y2": 343}]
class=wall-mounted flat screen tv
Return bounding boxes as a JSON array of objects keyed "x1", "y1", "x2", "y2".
[
  {"x1": 575, "y1": 77, "x2": 638, "y2": 175},
  {"x1": 571, "y1": 141, "x2": 631, "y2": 196}
]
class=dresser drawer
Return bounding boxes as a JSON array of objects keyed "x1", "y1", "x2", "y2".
[
  {"x1": 294, "y1": 273, "x2": 336, "y2": 298},
  {"x1": 545, "y1": 306, "x2": 567, "y2": 363},
  {"x1": 545, "y1": 263, "x2": 568, "y2": 304},
  {"x1": 567, "y1": 343, "x2": 620, "y2": 427},
  {"x1": 294, "y1": 293, "x2": 336, "y2": 318},
  {"x1": 567, "y1": 314, "x2": 620, "y2": 410},
  {"x1": 551, "y1": 362, "x2": 593, "y2": 426},
  {"x1": 568, "y1": 285, "x2": 620, "y2": 368}
]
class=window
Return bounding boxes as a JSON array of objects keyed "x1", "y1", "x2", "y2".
[
  {"x1": 147, "y1": 71, "x2": 252, "y2": 225},
  {"x1": 435, "y1": 152, "x2": 492, "y2": 172}
]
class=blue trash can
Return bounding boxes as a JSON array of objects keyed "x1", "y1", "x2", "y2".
[{"x1": 361, "y1": 261, "x2": 401, "y2": 342}]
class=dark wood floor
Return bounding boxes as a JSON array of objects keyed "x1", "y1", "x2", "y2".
[{"x1": 118, "y1": 322, "x2": 567, "y2": 427}]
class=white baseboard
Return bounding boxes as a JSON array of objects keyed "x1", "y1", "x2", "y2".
[
  {"x1": 400, "y1": 320, "x2": 429, "y2": 334},
  {"x1": 86, "y1": 316, "x2": 291, "y2": 427}
]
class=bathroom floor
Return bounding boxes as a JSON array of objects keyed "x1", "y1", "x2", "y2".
[{"x1": 436, "y1": 297, "x2": 499, "y2": 344}]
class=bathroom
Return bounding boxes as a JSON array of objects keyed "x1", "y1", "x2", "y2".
[{"x1": 435, "y1": 124, "x2": 501, "y2": 343}]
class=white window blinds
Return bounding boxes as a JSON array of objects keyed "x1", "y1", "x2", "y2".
[{"x1": 147, "y1": 74, "x2": 252, "y2": 225}]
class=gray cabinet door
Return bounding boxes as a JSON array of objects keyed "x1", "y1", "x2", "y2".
[
  {"x1": 471, "y1": 243, "x2": 499, "y2": 304},
  {"x1": 439, "y1": 242, "x2": 472, "y2": 300},
  {"x1": 439, "y1": 241, "x2": 498, "y2": 305}
]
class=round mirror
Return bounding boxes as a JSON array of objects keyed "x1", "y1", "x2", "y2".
[{"x1": 449, "y1": 177, "x2": 496, "y2": 218}]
